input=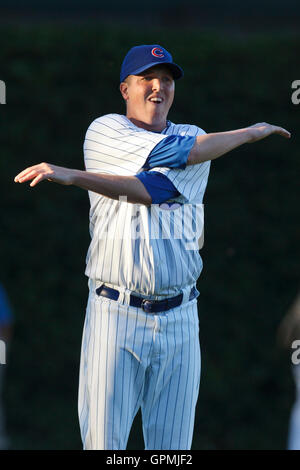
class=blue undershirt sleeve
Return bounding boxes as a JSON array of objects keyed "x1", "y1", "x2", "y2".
[
  {"x1": 135, "y1": 171, "x2": 180, "y2": 204},
  {"x1": 143, "y1": 135, "x2": 196, "y2": 170}
]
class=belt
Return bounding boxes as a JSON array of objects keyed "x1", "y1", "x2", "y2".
[{"x1": 95, "y1": 284, "x2": 197, "y2": 313}]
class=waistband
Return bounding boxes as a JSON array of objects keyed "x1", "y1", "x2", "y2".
[
  {"x1": 88, "y1": 279, "x2": 198, "y2": 301},
  {"x1": 95, "y1": 283, "x2": 197, "y2": 313}
]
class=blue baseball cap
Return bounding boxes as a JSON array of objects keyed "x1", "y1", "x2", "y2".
[{"x1": 120, "y1": 44, "x2": 184, "y2": 83}]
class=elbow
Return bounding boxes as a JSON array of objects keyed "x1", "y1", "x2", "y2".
[
  {"x1": 186, "y1": 145, "x2": 198, "y2": 166},
  {"x1": 128, "y1": 193, "x2": 152, "y2": 206},
  {"x1": 186, "y1": 152, "x2": 194, "y2": 166},
  {"x1": 139, "y1": 194, "x2": 153, "y2": 207},
  {"x1": 187, "y1": 138, "x2": 210, "y2": 165},
  {"x1": 131, "y1": 177, "x2": 153, "y2": 206}
]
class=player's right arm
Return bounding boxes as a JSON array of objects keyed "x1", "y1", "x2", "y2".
[
  {"x1": 14, "y1": 122, "x2": 291, "y2": 205},
  {"x1": 14, "y1": 164, "x2": 153, "y2": 205},
  {"x1": 186, "y1": 122, "x2": 291, "y2": 165}
]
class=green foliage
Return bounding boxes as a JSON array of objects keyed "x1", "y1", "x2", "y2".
[{"x1": 0, "y1": 23, "x2": 299, "y2": 449}]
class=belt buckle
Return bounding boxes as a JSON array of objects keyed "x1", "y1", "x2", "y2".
[{"x1": 141, "y1": 299, "x2": 153, "y2": 313}]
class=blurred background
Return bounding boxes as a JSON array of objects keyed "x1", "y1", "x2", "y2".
[{"x1": 0, "y1": 0, "x2": 299, "y2": 450}]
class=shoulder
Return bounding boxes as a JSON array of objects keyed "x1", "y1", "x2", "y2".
[
  {"x1": 86, "y1": 114, "x2": 166, "y2": 142},
  {"x1": 86, "y1": 113, "x2": 130, "y2": 133},
  {"x1": 166, "y1": 121, "x2": 206, "y2": 137}
]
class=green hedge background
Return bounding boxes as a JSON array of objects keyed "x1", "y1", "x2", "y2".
[{"x1": 0, "y1": 23, "x2": 299, "y2": 449}]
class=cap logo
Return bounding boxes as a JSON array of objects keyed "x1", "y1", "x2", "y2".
[{"x1": 151, "y1": 47, "x2": 164, "y2": 58}]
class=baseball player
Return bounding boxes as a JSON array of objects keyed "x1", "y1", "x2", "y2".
[{"x1": 14, "y1": 44, "x2": 291, "y2": 450}]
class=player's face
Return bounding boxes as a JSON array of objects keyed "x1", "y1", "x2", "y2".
[{"x1": 120, "y1": 65, "x2": 175, "y2": 132}]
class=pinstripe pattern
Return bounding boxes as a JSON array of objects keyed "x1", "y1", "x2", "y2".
[
  {"x1": 78, "y1": 113, "x2": 210, "y2": 450},
  {"x1": 84, "y1": 114, "x2": 210, "y2": 297},
  {"x1": 78, "y1": 291, "x2": 200, "y2": 450}
]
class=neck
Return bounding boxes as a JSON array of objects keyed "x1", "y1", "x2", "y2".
[{"x1": 126, "y1": 116, "x2": 167, "y2": 133}]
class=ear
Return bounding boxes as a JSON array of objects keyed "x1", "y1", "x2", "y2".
[{"x1": 120, "y1": 82, "x2": 129, "y2": 101}]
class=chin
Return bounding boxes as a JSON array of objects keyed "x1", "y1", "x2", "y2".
[{"x1": 148, "y1": 112, "x2": 167, "y2": 125}]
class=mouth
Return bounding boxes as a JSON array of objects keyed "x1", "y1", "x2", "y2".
[{"x1": 148, "y1": 96, "x2": 164, "y2": 104}]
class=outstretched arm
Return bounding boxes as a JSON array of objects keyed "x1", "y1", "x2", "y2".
[
  {"x1": 14, "y1": 165, "x2": 153, "y2": 205},
  {"x1": 14, "y1": 122, "x2": 291, "y2": 205},
  {"x1": 187, "y1": 122, "x2": 291, "y2": 165}
]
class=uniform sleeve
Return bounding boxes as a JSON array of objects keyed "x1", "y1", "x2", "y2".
[
  {"x1": 143, "y1": 135, "x2": 196, "y2": 170},
  {"x1": 135, "y1": 171, "x2": 180, "y2": 204},
  {"x1": 149, "y1": 127, "x2": 211, "y2": 203},
  {"x1": 83, "y1": 114, "x2": 168, "y2": 175}
]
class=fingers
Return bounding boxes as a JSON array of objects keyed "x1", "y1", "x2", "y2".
[
  {"x1": 15, "y1": 162, "x2": 73, "y2": 187},
  {"x1": 266, "y1": 123, "x2": 291, "y2": 138},
  {"x1": 274, "y1": 126, "x2": 291, "y2": 139},
  {"x1": 14, "y1": 169, "x2": 30, "y2": 183},
  {"x1": 14, "y1": 163, "x2": 53, "y2": 186},
  {"x1": 248, "y1": 123, "x2": 291, "y2": 143},
  {"x1": 15, "y1": 164, "x2": 41, "y2": 182},
  {"x1": 260, "y1": 123, "x2": 291, "y2": 138},
  {"x1": 30, "y1": 173, "x2": 46, "y2": 187},
  {"x1": 15, "y1": 169, "x2": 39, "y2": 184}
]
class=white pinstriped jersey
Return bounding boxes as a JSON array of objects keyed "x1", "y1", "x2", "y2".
[{"x1": 83, "y1": 113, "x2": 211, "y2": 298}]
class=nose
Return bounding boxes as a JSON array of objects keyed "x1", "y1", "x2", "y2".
[{"x1": 152, "y1": 78, "x2": 162, "y2": 92}]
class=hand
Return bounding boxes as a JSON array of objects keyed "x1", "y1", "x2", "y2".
[
  {"x1": 247, "y1": 122, "x2": 291, "y2": 143},
  {"x1": 14, "y1": 162, "x2": 75, "y2": 187}
]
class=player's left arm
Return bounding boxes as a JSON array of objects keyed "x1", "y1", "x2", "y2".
[{"x1": 187, "y1": 122, "x2": 291, "y2": 165}]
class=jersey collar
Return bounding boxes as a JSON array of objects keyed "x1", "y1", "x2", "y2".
[{"x1": 123, "y1": 115, "x2": 171, "y2": 134}]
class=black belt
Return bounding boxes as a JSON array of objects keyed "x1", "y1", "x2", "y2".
[{"x1": 95, "y1": 284, "x2": 197, "y2": 313}]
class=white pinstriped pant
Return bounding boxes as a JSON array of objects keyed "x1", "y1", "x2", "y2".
[{"x1": 78, "y1": 285, "x2": 201, "y2": 450}]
